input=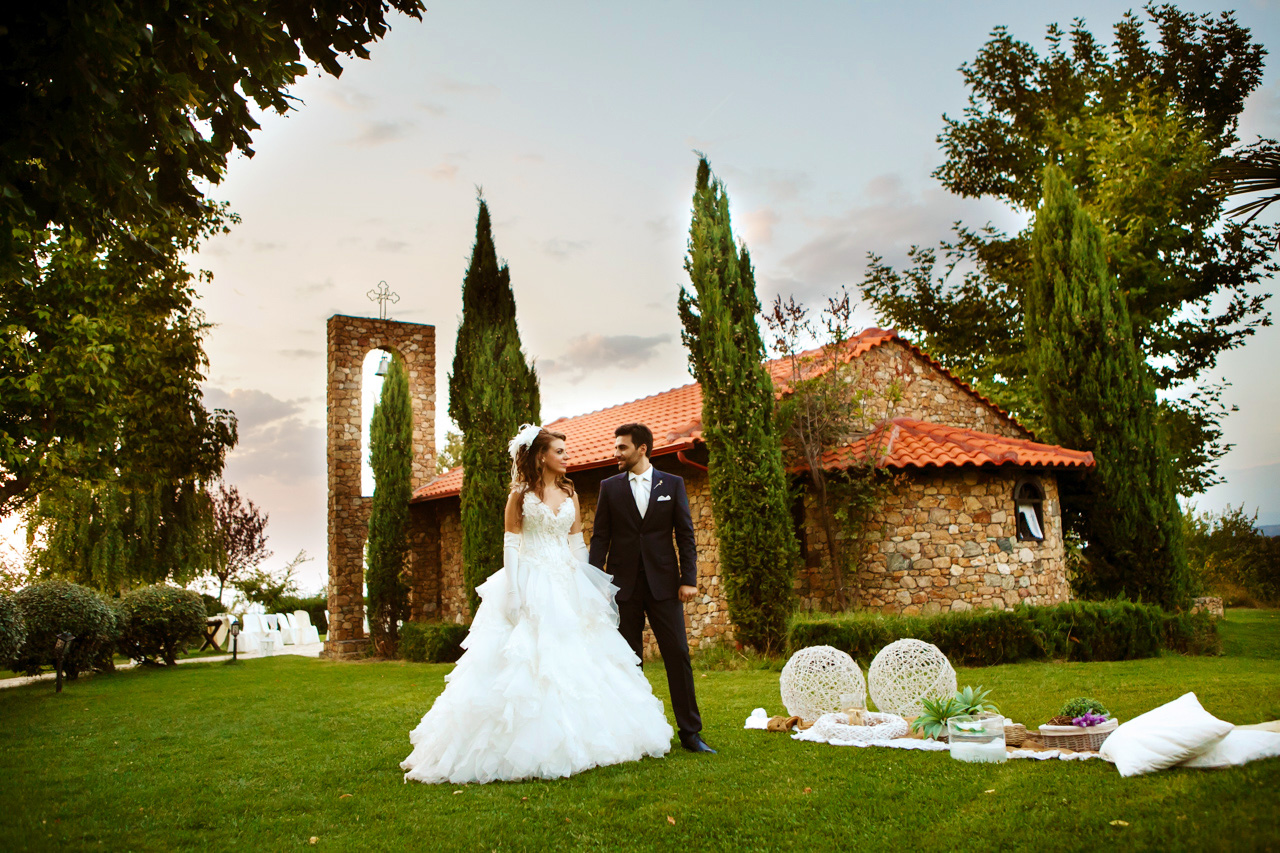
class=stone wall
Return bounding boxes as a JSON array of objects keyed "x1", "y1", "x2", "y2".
[
  {"x1": 325, "y1": 315, "x2": 436, "y2": 659},
  {"x1": 858, "y1": 341, "x2": 1028, "y2": 439},
  {"x1": 796, "y1": 467, "x2": 1070, "y2": 614}
]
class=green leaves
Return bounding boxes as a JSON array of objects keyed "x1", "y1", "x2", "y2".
[
  {"x1": 910, "y1": 695, "x2": 966, "y2": 739},
  {"x1": 955, "y1": 684, "x2": 999, "y2": 716},
  {"x1": 682, "y1": 157, "x2": 797, "y2": 652},
  {"x1": 366, "y1": 354, "x2": 413, "y2": 655}
]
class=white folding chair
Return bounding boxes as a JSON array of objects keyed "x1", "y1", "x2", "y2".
[
  {"x1": 272, "y1": 613, "x2": 298, "y2": 645},
  {"x1": 231, "y1": 614, "x2": 263, "y2": 653},
  {"x1": 291, "y1": 610, "x2": 320, "y2": 645}
]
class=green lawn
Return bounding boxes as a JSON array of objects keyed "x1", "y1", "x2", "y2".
[{"x1": 1, "y1": 612, "x2": 1277, "y2": 852}]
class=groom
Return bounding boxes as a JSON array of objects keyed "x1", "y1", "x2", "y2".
[{"x1": 589, "y1": 423, "x2": 714, "y2": 754}]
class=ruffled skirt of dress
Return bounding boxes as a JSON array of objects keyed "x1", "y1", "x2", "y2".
[{"x1": 400, "y1": 548, "x2": 673, "y2": 784}]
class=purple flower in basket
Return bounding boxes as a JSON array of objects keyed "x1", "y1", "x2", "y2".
[{"x1": 1071, "y1": 711, "x2": 1109, "y2": 727}]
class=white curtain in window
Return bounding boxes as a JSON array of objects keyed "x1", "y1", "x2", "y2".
[{"x1": 1017, "y1": 504, "x2": 1044, "y2": 540}]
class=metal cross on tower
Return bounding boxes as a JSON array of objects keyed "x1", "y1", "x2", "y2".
[{"x1": 366, "y1": 280, "x2": 400, "y2": 320}]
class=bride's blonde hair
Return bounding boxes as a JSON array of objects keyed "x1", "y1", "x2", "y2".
[{"x1": 510, "y1": 427, "x2": 574, "y2": 523}]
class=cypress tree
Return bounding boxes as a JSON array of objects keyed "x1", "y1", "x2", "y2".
[
  {"x1": 678, "y1": 157, "x2": 798, "y2": 652},
  {"x1": 366, "y1": 353, "x2": 413, "y2": 656},
  {"x1": 1026, "y1": 166, "x2": 1191, "y2": 609},
  {"x1": 448, "y1": 198, "x2": 540, "y2": 612}
]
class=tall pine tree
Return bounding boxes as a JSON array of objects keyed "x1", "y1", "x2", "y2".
[
  {"x1": 366, "y1": 353, "x2": 412, "y2": 656},
  {"x1": 678, "y1": 157, "x2": 798, "y2": 652},
  {"x1": 448, "y1": 198, "x2": 540, "y2": 612},
  {"x1": 1026, "y1": 166, "x2": 1191, "y2": 609}
]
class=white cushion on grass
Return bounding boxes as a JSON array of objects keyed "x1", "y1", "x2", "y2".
[
  {"x1": 1099, "y1": 692, "x2": 1232, "y2": 777},
  {"x1": 1180, "y1": 729, "x2": 1280, "y2": 769}
]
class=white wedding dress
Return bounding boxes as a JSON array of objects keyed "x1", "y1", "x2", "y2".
[{"x1": 401, "y1": 491, "x2": 673, "y2": 784}]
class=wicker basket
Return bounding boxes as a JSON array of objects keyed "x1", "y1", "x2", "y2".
[
  {"x1": 1004, "y1": 723, "x2": 1027, "y2": 747},
  {"x1": 1038, "y1": 718, "x2": 1118, "y2": 751}
]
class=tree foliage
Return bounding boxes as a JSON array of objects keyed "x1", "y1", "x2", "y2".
[
  {"x1": 861, "y1": 5, "x2": 1275, "y2": 494},
  {"x1": 0, "y1": 0, "x2": 424, "y2": 513},
  {"x1": 1, "y1": 208, "x2": 239, "y2": 514},
  {"x1": 765, "y1": 289, "x2": 892, "y2": 610},
  {"x1": 1026, "y1": 166, "x2": 1190, "y2": 609},
  {"x1": 366, "y1": 353, "x2": 412, "y2": 656},
  {"x1": 209, "y1": 482, "x2": 271, "y2": 603},
  {"x1": 234, "y1": 549, "x2": 309, "y2": 614},
  {"x1": 1184, "y1": 504, "x2": 1280, "y2": 606},
  {"x1": 679, "y1": 156, "x2": 798, "y2": 653},
  {"x1": 26, "y1": 477, "x2": 220, "y2": 595},
  {"x1": 448, "y1": 199, "x2": 540, "y2": 612}
]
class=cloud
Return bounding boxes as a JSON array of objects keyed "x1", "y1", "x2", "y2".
[
  {"x1": 645, "y1": 215, "x2": 673, "y2": 240},
  {"x1": 376, "y1": 237, "x2": 410, "y2": 253},
  {"x1": 277, "y1": 349, "x2": 322, "y2": 359},
  {"x1": 345, "y1": 120, "x2": 413, "y2": 147},
  {"x1": 722, "y1": 165, "x2": 813, "y2": 204},
  {"x1": 773, "y1": 174, "x2": 981, "y2": 302},
  {"x1": 429, "y1": 163, "x2": 459, "y2": 181},
  {"x1": 295, "y1": 278, "x2": 335, "y2": 295},
  {"x1": 515, "y1": 153, "x2": 544, "y2": 164},
  {"x1": 741, "y1": 207, "x2": 780, "y2": 246},
  {"x1": 203, "y1": 387, "x2": 323, "y2": 485},
  {"x1": 541, "y1": 334, "x2": 672, "y2": 381},
  {"x1": 252, "y1": 240, "x2": 286, "y2": 252},
  {"x1": 434, "y1": 76, "x2": 500, "y2": 99},
  {"x1": 324, "y1": 89, "x2": 374, "y2": 111},
  {"x1": 416, "y1": 101, "x2": 448, "y2": 117},
  {"x1": 542, "y1": 238, "x2": 589, "y2": 259}
]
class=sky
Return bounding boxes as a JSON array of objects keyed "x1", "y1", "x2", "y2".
[{"x1": 9, "y1": 1, "x2": 1280, "y2": 594}]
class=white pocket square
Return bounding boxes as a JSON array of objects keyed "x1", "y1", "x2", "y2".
[{"x1": 656, "y1": 494, "x2": 672, "y2": 502}]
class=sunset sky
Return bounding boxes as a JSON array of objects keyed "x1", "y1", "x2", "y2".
[{"x1": 17, "y1": 1, "x2": 1277, "y2": 593}]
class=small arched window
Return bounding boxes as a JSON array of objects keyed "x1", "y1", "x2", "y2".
[{"x1": 1014, "y1": 477, "x2": 1045, "y2": 542}]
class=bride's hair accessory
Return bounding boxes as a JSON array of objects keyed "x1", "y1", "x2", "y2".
[{"x1": 508, "y1": 423, "x2": 543, "y2": 459}]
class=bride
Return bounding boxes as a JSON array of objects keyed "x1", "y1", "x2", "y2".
[{"x1": 401, "y1": 425, "x2": 674, "y2": 784}]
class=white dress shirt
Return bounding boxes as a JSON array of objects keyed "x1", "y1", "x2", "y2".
[{"x1": 629, "y1": 465, "x2": 653, "y2": 518}]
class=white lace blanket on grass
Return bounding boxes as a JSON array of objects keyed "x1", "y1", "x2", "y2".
[{"x1": 743, "y1": 709, "x2": 1104, "y2": 762}]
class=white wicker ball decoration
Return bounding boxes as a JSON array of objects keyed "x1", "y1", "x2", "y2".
[
  {"x1": 868, "y1": 638, "x2": 957, "y2": 717},
  {"x1": 779, "y1": 645, "x2": 866, "y2": 720}
]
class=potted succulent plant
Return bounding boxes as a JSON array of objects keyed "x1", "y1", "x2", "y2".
[
  {"x1": 1039, "y1": 697, "x2": 1117, "y2": 750},
  {"x1": 911, "y1": 685, "x2": 1000, "y2": 742}
]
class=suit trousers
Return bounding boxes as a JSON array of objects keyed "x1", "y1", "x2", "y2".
[{"x1": 617, "y1": 557, "x2": 702, "y2": 736}]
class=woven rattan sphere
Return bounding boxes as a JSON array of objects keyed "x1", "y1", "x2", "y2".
[
  {"x1": 780, "y1": 645, "x2": 866, "y2": 720},
  {"x1": 868, "y1": 639, "x2": 957, "y2": 717}
]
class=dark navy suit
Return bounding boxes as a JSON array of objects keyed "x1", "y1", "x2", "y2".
[{"x1": 589, "y1": 468, "x2": 702, "y2": 736}]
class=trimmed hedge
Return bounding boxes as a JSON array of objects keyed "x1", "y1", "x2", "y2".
[
  {"x1": 117, "y1": 585, "x2": 208, "y2": 665},
  {"x1": 787, "y1": 599, "x2": 1220, "y2": 667},
  {"x1": 399, "y1": 621, "x2": 468, "y2": 663},
  {"x1": 10, "y1": 581, "x2": 119, "y2": 677},
  {"x1": 0, "y1": 592, "x2": 27, "y2": 664},
  {"x1": 277, "y1": 594, "x2": 328, "y2": 634}
]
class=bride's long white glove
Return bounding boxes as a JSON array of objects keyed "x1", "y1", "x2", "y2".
[
  {"x1": 503, "y1": 532, "x2": 523, "y2": 624},
  {"x1": 568, "y1": 531, "x2": 589, "y2": 564}
]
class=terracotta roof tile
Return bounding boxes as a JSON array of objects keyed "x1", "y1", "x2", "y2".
[
  {"x1": 818, "y1": 418, "x2": 1095, "y2": 472},
  {"x1": 412, "y1": 330, "x2": 1059, "y2": 502}
]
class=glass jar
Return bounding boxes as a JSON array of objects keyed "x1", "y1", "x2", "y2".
[{"x1": 947, "y1": 714, "x2": 1007, "y2": 763}]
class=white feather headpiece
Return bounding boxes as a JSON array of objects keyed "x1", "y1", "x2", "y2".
[{"x1": 507, "y1": 423, "x2": 543, "y2": 459}]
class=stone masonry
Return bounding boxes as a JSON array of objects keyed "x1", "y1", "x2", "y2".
[
  {"x1": 406, "y1": 333, "x2": 1077, "y2": 657},
  {"x1": 325, "y1": 315, "x2": 436, "y2": 660}
]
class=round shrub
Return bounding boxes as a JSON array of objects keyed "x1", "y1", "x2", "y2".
[
  {"x1": 0, "y1": 592, "x2": 28, "y2": 665},
  {"x1": 11, "y1": 580, "x2": 118, "y2": 678},
  {"x1": 1059, "y1": 697, "x2": 1109, "y2": 718},
  {"x1": 117, "y1": 585, "x2": 207, "y2": 665}
]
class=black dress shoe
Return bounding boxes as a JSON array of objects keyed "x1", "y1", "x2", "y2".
[{"x1": 679, "y1": 733, "x2": 717, "y2": 753}]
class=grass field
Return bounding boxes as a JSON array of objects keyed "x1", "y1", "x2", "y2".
[{"x1": 1, "y1": 611, "x2": 1277, "y2": 852}]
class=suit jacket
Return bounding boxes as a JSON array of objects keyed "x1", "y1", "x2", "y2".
[{"x1": 588, "y1": 468, "x2": 697, "y2": 602}]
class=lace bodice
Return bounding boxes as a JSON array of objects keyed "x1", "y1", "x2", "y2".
[{"x1": 520, "y1": 490, "x2": 575, "y2": 548}]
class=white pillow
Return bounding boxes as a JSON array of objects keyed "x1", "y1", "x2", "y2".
[
  {"x1": 1180, "y1": 729, "x2": 1280, "y2": 769},
  {"x1": 1099, "y1": 692, "x2": 1232, "y2": 777}
]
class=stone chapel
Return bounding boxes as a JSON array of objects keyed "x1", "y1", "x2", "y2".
[{"x1": 324, "y1": 317, "x2": 1093, "y2": 659}]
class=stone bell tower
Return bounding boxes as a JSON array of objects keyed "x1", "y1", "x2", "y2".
[{"x1": 323, "y1": 314, "x2": 436, "y2": 660}]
